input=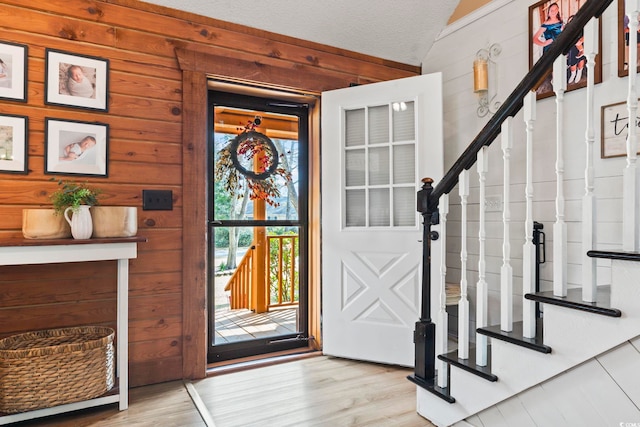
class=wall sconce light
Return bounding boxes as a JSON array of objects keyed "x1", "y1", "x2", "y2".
[{"x1": 473, "y1": 43, "x2": 501, "y2": 118}]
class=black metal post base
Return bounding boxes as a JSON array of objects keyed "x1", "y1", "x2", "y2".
[{"x1": 413, "y1": 319, "x2": 436, "y2": 380}]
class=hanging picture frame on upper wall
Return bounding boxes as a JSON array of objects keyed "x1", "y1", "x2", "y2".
[
  {"x1": 528, "y1": 0, "x2": 602, "y2": 100},
  {"x1": 0, "y1": 113, "x2": 28, "y2": 174},
  {"x1": 618, "y1": 0, "x2": 640, "y2": 77},
  {"x1": 0, "y1": 41, "x2": 28, "y2": 103},
  {"x1": 45, "y1": 49, "x2": 109, "y2": 112}
]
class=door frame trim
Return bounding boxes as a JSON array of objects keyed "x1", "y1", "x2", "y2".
[{"x1": 177, "y1": 47, "x2": 322, "y2": 379}]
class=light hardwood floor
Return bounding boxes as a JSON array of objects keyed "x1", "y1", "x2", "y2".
[{"x1": 12, "y1": 355, "x2": 435, "y2": 427}]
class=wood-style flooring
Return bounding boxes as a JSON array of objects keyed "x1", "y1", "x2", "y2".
[
  {"x1": 214, "y1": 308, "x2": 297, "y2": 345},
  {"x1": 11, "y1": 355, "x2": 435, "y2": 427}
]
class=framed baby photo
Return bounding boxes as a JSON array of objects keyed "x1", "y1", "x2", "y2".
[
  {"x1": 45, "y1": 49, "x2": 109, "y2": 112},
  {"x1": 618, "y1": 0, "x2": 640, "y2": 77},
  {"x1": 0, "y1": 114, "x2": 28, "y2": 174},
  {"x1": 0, "y1": 41, "x2": 28, "y2": 102},
  {"x1": 45, "y1": 118, "x2": 109, "y2": 177},
  {"x1": 529, "y1": 0, "x2": 602, "y2": 100}
]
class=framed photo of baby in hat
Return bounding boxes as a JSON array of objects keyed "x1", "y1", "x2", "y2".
[{"x1": 45, "y1": 49, "x2": 109, "y2": 112}]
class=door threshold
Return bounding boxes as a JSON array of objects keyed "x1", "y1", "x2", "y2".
[{"x1": 206, "y1": 347, "x2": 321, "y2": 376}]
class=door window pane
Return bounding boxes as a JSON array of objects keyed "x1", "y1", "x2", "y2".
[
  {"x1": 393, "y1": 101, "x2": 415, "y2": 142},
  {"x1": 393, "y1": 144, "x2": 415, "y2": 184},
  {"x1": 393, "y1": 187, "x2": 416, "y2": 226},
  {"x1": 345, "y1": 109, "x2": 365, "y2": 147},
  {"x1": 369, "y1": 188, "x2": 390, "y2": 226},
  {"x1": 345, "y1": 149, "x2": 366, "y2": 187},
  {"x1": 368, "y1": 146, "x2": 389, "y2": 186},
  {"x1": 345, "y1": 189, "x2": 366, "y2": 227},
  {"x1": 368, "y1": 105, "x2": 389, "y2": 145}
]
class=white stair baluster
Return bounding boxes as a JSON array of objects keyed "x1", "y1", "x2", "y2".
[
  {"x1": 501, "y1": 118, "x2": 513, "y2": 332},
  {"x1": 458, "y1": 170, "x2": 470, "y2": 360},
  {"x1": 624, "y1": 1, "x2": 640, "y2": 252},
  {"x1": 523, "y1": 91, "x2": 536, "y2": 339},
  {"x1": 476, "y1": 147, "x2": 488, "y2": 365},
  {"x1": 436, "y1": 193, "x2": 449, "y2": 388},
  {"x1": 582, "y1": 17, "x2": 598, "y2": 302},
  {"x1": 553, "y1": 55, "x2": 568, "y2": 298}
]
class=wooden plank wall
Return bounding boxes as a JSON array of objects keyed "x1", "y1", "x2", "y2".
[{"x1": 0, "y1": 0, "x2": 419, "y2": 387}]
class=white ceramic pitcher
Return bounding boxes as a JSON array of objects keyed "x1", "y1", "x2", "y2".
[{"x1": 64, "y1": 205, "x2": 93, "y2": 239}]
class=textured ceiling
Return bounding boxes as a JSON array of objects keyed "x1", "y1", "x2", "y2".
[{"x1": 139, "y1": 0, "x2": 459, "y2": 66}]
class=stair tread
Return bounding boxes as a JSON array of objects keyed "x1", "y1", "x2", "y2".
[
  {"x1": 525, "y1": 285, "x2": 621, "y2": 317},
  {"x1": 438, "y1": 345, "x2": 498, "y2": 382},
  {"x1": 587, "y1": 250, "x2": 640, "y2": 261},
  {"x1": 407, "y1": 374, "x2": 456, "y2": 403},
  {"x1": 477, "y1": 319, "x2": 551, "y2": 354}
]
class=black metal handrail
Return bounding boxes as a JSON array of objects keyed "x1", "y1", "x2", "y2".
[{"x1": 410, "y1": 0, "x2": 614, "y2": 398}]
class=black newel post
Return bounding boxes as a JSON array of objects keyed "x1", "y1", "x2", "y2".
[{"x1": 413, "y1": 177, "x2": 438, "y2": 381}]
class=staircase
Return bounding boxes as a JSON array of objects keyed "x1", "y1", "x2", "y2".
[{"x1": 409, "y1": 0, "x2": 640, "y2": 425}]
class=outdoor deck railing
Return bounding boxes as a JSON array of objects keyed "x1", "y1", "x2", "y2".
[{"x1": 224, "y1": 234, "x2": 299, "y2": 310}]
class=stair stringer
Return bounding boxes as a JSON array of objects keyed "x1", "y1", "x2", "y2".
[{"x1": 416, "y1": 259, "x2": 640, "y2": 427}]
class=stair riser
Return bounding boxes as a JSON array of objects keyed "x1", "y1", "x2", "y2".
[{"x1": 416, "y1": 259, "x2": 640, "y2": 426}]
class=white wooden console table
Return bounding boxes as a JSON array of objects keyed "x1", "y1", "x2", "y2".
[{"x1": 0, "y1": 236, "x2": 146, "y2": 425}]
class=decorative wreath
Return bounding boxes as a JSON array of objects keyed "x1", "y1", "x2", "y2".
[
  {"x1": 229, "y1": 130, "x2": 279, "y2": 181},
  {"x1": 215, "y1": 116, "x2": 292, "y2": 207}
]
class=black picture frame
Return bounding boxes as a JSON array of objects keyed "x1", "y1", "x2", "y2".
[
  {"x1": 528, "y1": 0, "x2": 602, "y2": 99},
  {"x1": 45, "y1": 118, "x2": 109, "y2": 177},
  {"x1": 0, "y1": 40, "x2": 28, "y2": 103},
  {"x1": 0, "y1": 113, "x2": 28, "y2": 174},
  {"x1": 45, "y1": 49, "x2": 109, "y2": 112}
]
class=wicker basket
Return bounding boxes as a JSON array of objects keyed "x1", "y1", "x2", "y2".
[{"x1": 0, "y1": 326, "x2": 115, "y2": 414}]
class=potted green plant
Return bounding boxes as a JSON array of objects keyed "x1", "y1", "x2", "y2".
[
  {"x1": 50, "y1": 180, "x2": 101, "y2": 240},
  {"x1": 50, "y1": 179, "x2": 101, "y2": 214}
]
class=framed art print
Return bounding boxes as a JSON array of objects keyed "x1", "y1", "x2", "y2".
[
  {"x1": 600, "y1": 100, "x2": 640, "y2": 158},
  {"x1": 529, "y1": 0, "x2": 602, "y2": 99},
  {"x1": 45, "y1": 118, "x2": 109, "y2": 177},
  {"x1": 618, "y1": 0, "x2": 640, "y2": 76},
  {"x1": 0, "y1": 41, "x2": 27, "y2": 102},
  {"x1": 0, "y1": 114, "x2": 28, "y2": 174},
  {"x1": 45, "y1": 49, "x2": 109, "y2": 112}
]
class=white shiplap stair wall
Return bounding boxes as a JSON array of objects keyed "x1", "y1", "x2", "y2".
[{"x1": 417, "y1": 0, "x2": 640, "y2": 425}]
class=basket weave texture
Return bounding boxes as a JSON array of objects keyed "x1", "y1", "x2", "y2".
[{"x1": 0, "y1": 326, "x2": 115, "y2": 414}]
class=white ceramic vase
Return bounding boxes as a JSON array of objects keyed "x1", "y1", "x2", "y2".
[{"x1": 64, "y1": 205, "x2": 93, "y2": 240}]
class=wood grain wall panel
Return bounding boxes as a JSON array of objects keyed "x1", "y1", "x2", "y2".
[
  {"x1": 129, "y1": 294, "x2": 182, "y2": 321},
  {"x1": 130, "y1": 250, "x2": 181, "y2": 274},
  {"x1": 0, "y1": 301, "x2": 117, "y2": 336},
  {"x1": 129, "y1": 336, "x2": 182, "y2": 362},
  {"x1": 129, "y1": 317, "x2": 183, "y2": 342},
  {"x1": 139, "y1": 209, "x2": 183, "y2": 229},
  {"x1": 129, "y1": 357, "x2": 182, "y2": 387},
  {"x1": 0, "y1": 0, "x2": 418, "y2": 387},
  {"x1": 128, "y1": 272, "x2": 182, "y2": 297}
]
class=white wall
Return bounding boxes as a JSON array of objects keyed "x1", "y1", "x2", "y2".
[{"x1": 422, "y1": 0, "x2": 627, "y2": 330}]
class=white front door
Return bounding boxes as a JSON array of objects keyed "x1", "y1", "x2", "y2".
[{"x1": 321, "y1": 73, "x2": 444, "y2": 367}]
